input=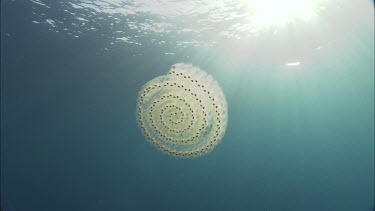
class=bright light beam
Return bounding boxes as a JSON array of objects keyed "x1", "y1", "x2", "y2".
[{"x1": 245, "y1": 0, "x2": 321, "y2": 29}]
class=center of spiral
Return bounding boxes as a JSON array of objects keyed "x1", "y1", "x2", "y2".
[{"x1": 169, "y1": 109, "x2": 182, "y2": 124}]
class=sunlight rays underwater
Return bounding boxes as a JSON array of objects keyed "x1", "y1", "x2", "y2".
[{"x1": 28, "y1": 0, "x2": 374, "y2": 159}]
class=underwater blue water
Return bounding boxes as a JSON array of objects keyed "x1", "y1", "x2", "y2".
[{"x1": 1, "y1": 0, "x2": 374, "y2": 210}]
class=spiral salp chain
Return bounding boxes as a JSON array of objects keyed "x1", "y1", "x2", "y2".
[{"x1": 137, "y1": 63, "x2": 227, "y2": 158}]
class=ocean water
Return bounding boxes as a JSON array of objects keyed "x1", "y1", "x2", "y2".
[{"x1": 1, "y1": 0, "x2": 374, "y2": 210}]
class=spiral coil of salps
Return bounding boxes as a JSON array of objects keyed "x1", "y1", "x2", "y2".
[{"x1": 137, "y1": 63, "x2": 228, "y2": 158}]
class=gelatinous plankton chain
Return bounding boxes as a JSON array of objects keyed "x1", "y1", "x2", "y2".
[{"x1": 137, "y1": 63, "x2": 227, "y2": 158}]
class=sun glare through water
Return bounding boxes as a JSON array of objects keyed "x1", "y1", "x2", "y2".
[{"x1": 245, "y1": 0, "x2": 322, "y2": 30}]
